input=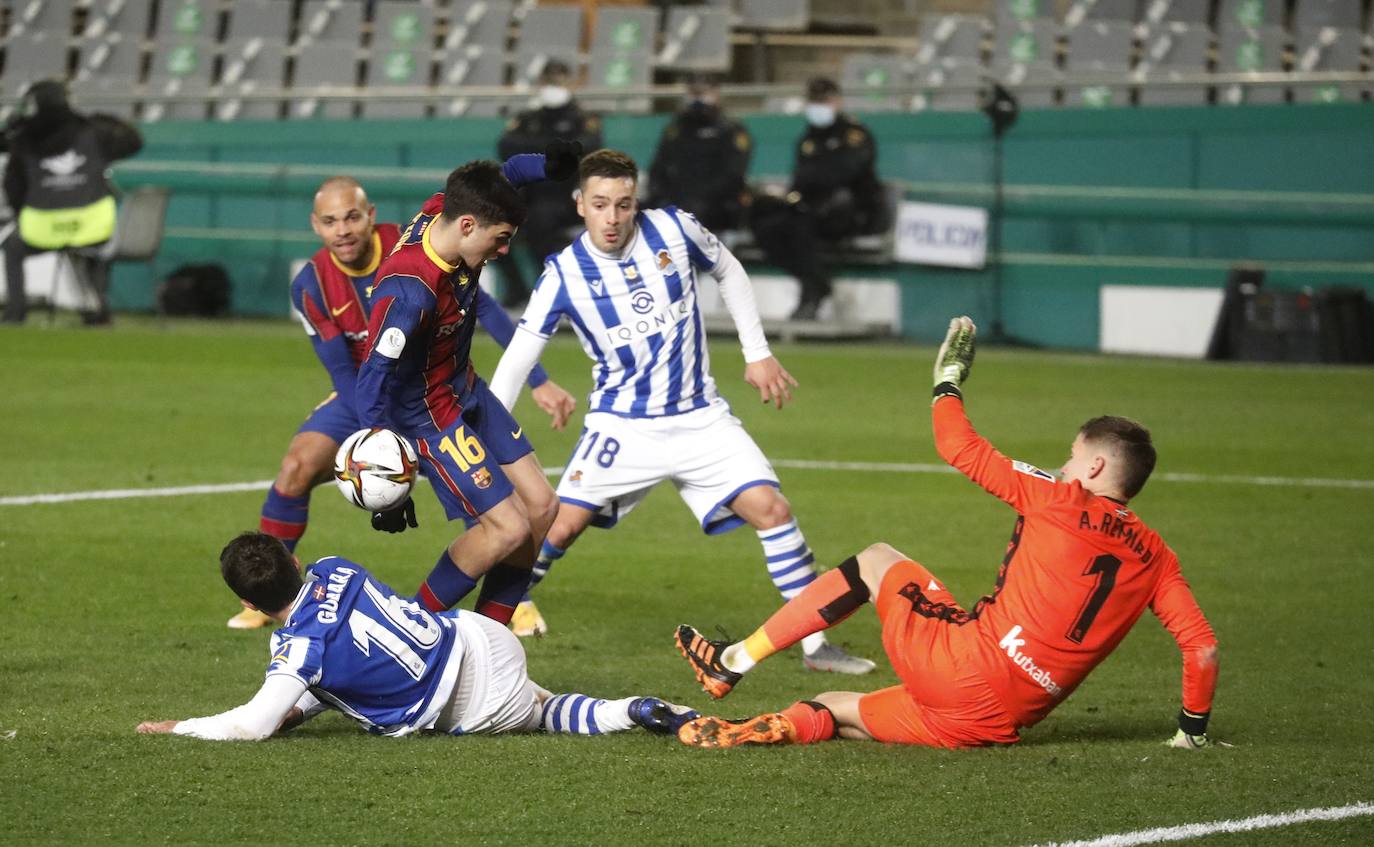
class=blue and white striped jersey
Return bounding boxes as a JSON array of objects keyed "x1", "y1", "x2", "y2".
[
  {"x1": 266, "y1": 557, "x2": 465, "y2": 737},
  {"x1": 517, "y1": 206, "x2": 724, "y2": 418}
]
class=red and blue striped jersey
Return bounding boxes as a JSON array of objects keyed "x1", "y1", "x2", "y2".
[{"x1": 357, "y1": 194, "x2": 486, "y2": 438}]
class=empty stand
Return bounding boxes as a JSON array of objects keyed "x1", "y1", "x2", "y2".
[
  {"x1": 144, "y1": 38, "x2": 216, "y2": 120},
  {"x1": 659, "y1": 6, "x2": 730, "y2": 71},
  {"x1": 1064, "y1": 20, "x2": 1136, "y2": 107},
  {"x1": 8, "y1": 0, "x2": 75, "y2": 37},
  {"x1": 1135, "y1": 21, "x2": 1211, "y2": 106},
  {"x1": 1216, "y1": 24, "x2": 1288, "y2": 104},
  {"x1": 438, "y1": 45, "x2": 506, "y2": 116}
]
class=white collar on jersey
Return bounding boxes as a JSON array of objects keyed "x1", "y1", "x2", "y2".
[{"x1": 581, "y1": 222, "x2": 641, "y2": 262}]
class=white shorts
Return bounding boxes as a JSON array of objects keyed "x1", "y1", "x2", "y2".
[
  {"x1": 555, "y1": 398, "x2": 780, "y2": 535},
  {"x1": 435, "y1": 612, "x2": 545, "y2": 735}
]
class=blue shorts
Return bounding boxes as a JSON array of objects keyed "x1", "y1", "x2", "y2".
[
  {"x1": 414, "y1": 380, "x2": 534, "y2": 526},
  {"x1": 299, "y1": 393, "x2": 361, "y2": 444}
]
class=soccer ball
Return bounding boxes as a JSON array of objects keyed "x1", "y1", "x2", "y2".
[{"x1": 334, "y1": 428, "x2": 418, "y2": 512}]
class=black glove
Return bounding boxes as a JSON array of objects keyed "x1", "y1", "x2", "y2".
[
  {"x1": 543, "y1": 139, "x2": 583, "y2": 182},
  {"x1": 371, "y1": 497, "x2": 418, "y2": 533}
]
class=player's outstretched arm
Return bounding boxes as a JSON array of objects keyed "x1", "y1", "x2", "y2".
[
  {"x1": 932, "y1": 315, "x2": 976, "y2": 403},
  {"x1": 744, "y1": 357, "x2": 798, "y2": 410},
  {"x1": 136, "y1": 676, "x2": 307, "y2": 741}
]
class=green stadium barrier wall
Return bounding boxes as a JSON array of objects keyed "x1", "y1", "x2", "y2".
[{"x1": 109, "y1": 103, "x2": 1374, "y2": 349}]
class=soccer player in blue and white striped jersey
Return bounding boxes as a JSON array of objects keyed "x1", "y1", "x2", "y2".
[
  {"x1": 137, "y1": 533, "x2": 697, "y2": 740},
  {"x1": 489, "y1": 150, "x2": 874, "y2": 675}
]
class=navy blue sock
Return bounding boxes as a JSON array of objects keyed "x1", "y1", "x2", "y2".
[
  {"x1": 416, "y1": 549, "x2": 480, "y2": 612},
  {"x1": 475, "y1": 564, "x2": 534, "y2": 624}
]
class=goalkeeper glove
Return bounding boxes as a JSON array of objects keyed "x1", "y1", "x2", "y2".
[
  {"x1": 543, "y1": 139, "x2": 583, "y2": 182},
  {"x1": 372, "y1": 497, "x2": 418, "y2": 533},
  {"x1": 932, "y1": 315, "x2": 976, "y2": 402}
]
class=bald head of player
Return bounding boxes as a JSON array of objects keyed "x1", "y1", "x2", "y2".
[
  {"x1": 310, "y1": 176, "x2": 377, "y2": 270},
  {"x1": 1060, "y1": 416, "x2": 1157, "y2": 502},
  {"x1": 576, "y1": 149, "x2": 640, "y2": 255}
]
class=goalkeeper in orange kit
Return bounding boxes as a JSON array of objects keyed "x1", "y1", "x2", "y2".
[{"x1": 675, "y1": 316, "x2": 1219, "y2": 750}]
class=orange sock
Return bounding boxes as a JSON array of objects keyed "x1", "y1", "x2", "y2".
[
  {"x1": 755, "y1": 556, "x2": 870, "y2": 659},
  {"x1": 781, "y1": 701, "x2": 837, "y2": 745}
]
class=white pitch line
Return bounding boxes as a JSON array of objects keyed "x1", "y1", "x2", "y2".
[
  {"x1": 1028, "y1": 801, "x2": 1374, "y2": 847},
  {"x1": 2, "y1": 460, "x2": 1372, "y2": 507}
]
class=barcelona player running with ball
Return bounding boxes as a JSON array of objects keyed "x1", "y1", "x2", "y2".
[
  {"x1": 355, "y1": 156, "x2": 579, "y2": 625},
  {"x1": 228, "y1": 155, "x2": 578, "y2": 629},
  {"x1": 675, "y1": 317, "x2": 1220, "y2": 750}
]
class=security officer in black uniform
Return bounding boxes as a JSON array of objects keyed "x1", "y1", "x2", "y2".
[
  {"x1": 750, "y1": 77, "x2": 887, "y2": 321},
  {"x1": 496, "y1": 60, "x2": 603, "y2": 308},
  {"x1": 647, "y1": 74, "x2": 751, "y2": 233},
  {"x1": 2, "y1": 79, "x2": 143, "y2": 325}
]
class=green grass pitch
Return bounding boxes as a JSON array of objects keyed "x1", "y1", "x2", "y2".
[{"x1": 1, "y1": 318, "x2": 1371, "y2": 846}]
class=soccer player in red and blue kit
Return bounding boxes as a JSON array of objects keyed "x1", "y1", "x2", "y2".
[
  {"x1": 356, "y1": 154, "x2": 579, "y2": 624},
  {"x1": 230, "y1": 155, "x2": 577, "y2": 629}
]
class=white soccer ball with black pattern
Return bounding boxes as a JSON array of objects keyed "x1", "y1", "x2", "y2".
[{"x1": 334, "y1": 428, "x2": 418, "y2": 512}]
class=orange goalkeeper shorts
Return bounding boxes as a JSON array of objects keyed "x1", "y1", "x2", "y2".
[{"x1": 857, "y1": 559, "x2": 1020, "y2": 748}]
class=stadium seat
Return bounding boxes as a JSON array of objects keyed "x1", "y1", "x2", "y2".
[
  {"x1": 1293, "y1": 0, "x2": 1364, "y2": 30},
  {"x1": 584, "y1": 50, "x2": 653, "y2": 113},
  {"x1": 915, "y1": 15, "x2": 986, "y2": 66},
  {"x1": 437, "y1": 45, "x2": 507, "y2": 116},
  {"x1": 152, "y1": 0, "x2": 216, "y2": 40},
  {"x1": 659, "y1": 7, "x2": 731, "y2": 71},
  {"x1": 144, "y1": 38, "x2": 217, "y2": 121},
  {"x1": 993, "y1": 16, "x2": 1060, "y2": 107},
  {"x1": 296, "y1": 0, "x2": 365, "y2": 47},
  {"x1": 1, "y1": 33, "x2": 70, "y2": 102},
  {"x1": 80, "y1": 0, "x2": 154, "y2": 40},
  {"x1": 1135, "y1": 22, "x2": 1211, "y2": 106},
  {"x1": 517, "y1": 4, "x2": 583, "y2": 51},
  {"x1": 592, "y1": 7, "x2": 659, "y2": 54},
  {"x1": 1216, "y1": 0, "x2": 1286, "y2": 29},
  {"x1": 372, "y1": 0, "x2": 438, "y2": 48},
  {"x1": 362, "y1": 46, "x2": 433, "y2": 118},
  {"x1": 841, "y1": 53, "x2": 912, "y2": 112},
  {"x1": 443, "y1": 0, "x2": 515, "y2": 51},
  {"x1": 1064, "y1": 20, "x2": 1136, "y2": 108},
  {"x1": 7, "y1": 0, "x2": 75, "y2": 37},
  {"x1": 1062, "y1": 0, "x2": 1140, "y2": 26},
  {"x1": 1291, "y1": 25, "x2": 1365, "y2": 103},
  {"x1": 995, "y1": 0, "x2": 1052, "y2": 26},
  {"x1": 224, "y1": 0, "x2": 294, "y2": 42},
  {"x1": 73, "y1": 32, "x2": 144, "y2": 118},
  {"x1": 292, "y1": 43, "x2": 360, "y2": 118},
  {"x1": 216, "y1": 38, "x2": 288, "y2": 120},
  {"x1": 1140, "y1": 0, "x2": 1211, "y2": 25},
  {"x1": 1216, "y1": 24, "x2": 1288, "y2": 104},
  {"x1": 913, "y1": 59, "x2": 985, "y2": 111},
  {"x1": 738, "y1": 0, "x2": 811, "y2": 32}
]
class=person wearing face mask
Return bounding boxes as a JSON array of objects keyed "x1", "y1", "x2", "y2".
[
  {"x1": 2, "y1": 79, "x2": 142, "y2": 325},
  {"x1": 749, "y1": 77, "x2": 887, "y2": 321},
  {"x1": 496, "y1": 60, "x2": 604, "y2": 309},
  {"x1": 647, "y1": 74, "x2": 752, "y2": 233}
]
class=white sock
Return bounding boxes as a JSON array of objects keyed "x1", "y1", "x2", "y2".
[
  {"x1": 720, "y1": 642, "x2": 756, "y2": 674},
  {"x1": 757, "y1": 520, "x2": 820, "y2": 600},
  {"x1": 539, "y1": 694, "x2": 635, "y2": 735}
]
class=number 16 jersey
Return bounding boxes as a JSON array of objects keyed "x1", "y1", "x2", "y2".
[{"x1": 265, "y1": 558, "x2": 466, "y2": 736}]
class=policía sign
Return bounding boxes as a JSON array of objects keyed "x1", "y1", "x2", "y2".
[{"x1": 893, "y1": 201, "x2": 988, "y2": 269}]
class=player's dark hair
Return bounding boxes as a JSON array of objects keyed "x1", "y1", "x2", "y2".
[
  {"x1": 578, "y1": 148, "x2": 638, "y2": 187},
  {"x1": 1079, "y1": 416, "x2": 1157, "y2": 499},
  {"x1": 441, "y1": 160, "x2": 526, "y2": 227},
  {"x1": 220, "y1": 532, "x2": 303, "y2": 613}
]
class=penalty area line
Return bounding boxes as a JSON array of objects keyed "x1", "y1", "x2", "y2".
[
  {"x1": 1027, "y1": 801, "x2": 1374, "y2": 847},
  {"x1": 2, "y1": 460, "x2": 1372, "y2": 507}
]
